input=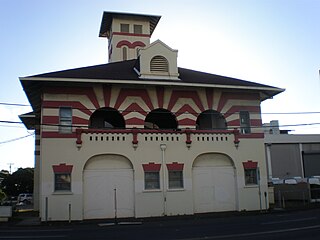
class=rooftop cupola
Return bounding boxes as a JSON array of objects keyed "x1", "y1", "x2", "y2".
[{"x1": 99, "y1": 11, "x2": 161, "y2": 63}]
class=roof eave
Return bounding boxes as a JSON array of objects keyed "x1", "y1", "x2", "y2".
[
  {"x1": 19, "y1": 112, "x2": 36, "y2": 130},
  {"x1": 20, "y1": 76, "x2": 285, "y2": 95},
  {"x1": 99, "y1": 11, "x2": 161, "y2": 38}
]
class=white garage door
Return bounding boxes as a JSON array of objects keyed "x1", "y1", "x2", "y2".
[
  {"x1": 193, "y1": 153, "x2": 236, "y2": 213},
  {"x1": 83, "y1": 155, "x2": 134, "y2": 220}
]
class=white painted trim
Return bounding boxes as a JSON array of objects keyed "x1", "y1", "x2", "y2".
[
  {"x1": 299, "y1": 143, "x2": 305, "y2": 178},
  {"x1": 266, "y1": 144, "x2": 273, "y2": 180},
  {"x1": 20, "y1": 77, "x2": 284, "y2": 93}
]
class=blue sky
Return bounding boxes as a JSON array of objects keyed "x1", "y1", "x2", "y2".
[{"x1": 0, "y1": 0, "x2": 320, "y2": 172}]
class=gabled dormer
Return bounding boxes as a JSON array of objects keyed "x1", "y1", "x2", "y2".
[
  {"x1": 136, "y1": 40, "x2": 180, "y2": 80},
  {"x1": 99, "y1": 11, "x2": 161, "y2": 63}
]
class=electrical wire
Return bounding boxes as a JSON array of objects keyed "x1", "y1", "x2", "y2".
[
  {"x1": 0, "y1": 133, "x2": 34, "y2": 145},
  {"x1": 0, "y1": 102, "x2": 31, "y2": 107}
]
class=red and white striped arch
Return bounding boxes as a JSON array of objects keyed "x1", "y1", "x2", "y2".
[{"x1": 41, "y1": 85, "x2": 262, "y2": 137}]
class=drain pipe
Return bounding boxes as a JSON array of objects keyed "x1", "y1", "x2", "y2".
[{"x1": 160, "y1": 144, "x2": 167, "y2": 216}]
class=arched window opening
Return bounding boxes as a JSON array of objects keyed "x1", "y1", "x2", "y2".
[
  {"x1": 122, "y1": 47, "x2": 128, "y2": 61},
  {"x1": 150, "y1": 55, "x2": 168, "y2": 72},
  {"x1": 196, "y1": 110, "x2": 227, "y2": 130},
  {"x1": 145, "y1": 108, "x2": 177, "y2": 130},
  {"x1": 89, "y1": 107, "x2": 125, "y2": 129}
]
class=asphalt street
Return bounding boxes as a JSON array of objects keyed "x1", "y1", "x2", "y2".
[{"x1": 1, "y1": 209, "x2": 320, "y2": 239}]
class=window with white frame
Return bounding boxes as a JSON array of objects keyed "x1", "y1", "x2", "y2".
[
  {"x1": 144, "y1": 171, "x2": 160, "y2": 190},
  {"x1": 53, "y1": 163, "x2": 73, "y2": 192},
  {"x1": 168, "y1": 170, "x2": 183, "y2": 189},
  {"x1": 243, "y1": 161, "x2": 258, "y2": 185},
  {"x1": 59, "y1": 107, "x2": 72, "y2": 133},
  {"x1": 54, "y1": 173, "x2": 71, "y2": 191},
  {"x1": 167, "y1": 162, "x2": 184, "y2": 189},
  {"x1": 244, "y1": 169, "x2": 258, "y2": 185},
  {"x1": 239, "y1": 111, "x2": 251, "y2": 134}
]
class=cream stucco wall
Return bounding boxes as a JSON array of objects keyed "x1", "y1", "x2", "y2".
[{"x1": 39, "y1": 131, "x2": 267, "y2": 221}]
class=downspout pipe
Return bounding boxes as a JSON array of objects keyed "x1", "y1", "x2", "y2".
[{"x1": 160, "y1": 144, "x2": 167, "y2": 216}]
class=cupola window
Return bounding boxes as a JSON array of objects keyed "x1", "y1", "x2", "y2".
[
  {"x1": 150, "y1": 55, "x2": 169, "y2": 72},
  {"x1": 122, "y1": 47, "x2": 128, "y2": 61},
  {"x1": 134, "y1": 24, "x2": 142, "y2": 34},
  {"x1": 120, "y1": 23, "x2": 129, "y2": 33}
]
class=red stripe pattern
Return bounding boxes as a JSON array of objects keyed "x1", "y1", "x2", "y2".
[{"x1": 41, "y1": 85, "x2": 263, "y2": 137}]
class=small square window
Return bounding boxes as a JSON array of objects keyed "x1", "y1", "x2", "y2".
[
  {"x1": 120, "y1": 24, "x2": 129, "y2": 33},
  {"x1": 144, "y1": 172, "x2": 160, "y2": 190},
  {"x1": 168, "y1": 170, "x2": 184, "y2": 189},
  {"x1": 59, "y1": 107, "x2": 72, "y2": 133},
  {"x1": 134, "y1": 24, "x2": 142, "y2": 34},
  {"x1": 245, "y1": 169, "x2": 258, "y2": 185},
  {"x1": 54, "y1": 173, "x2": 71, "y2": 191}
]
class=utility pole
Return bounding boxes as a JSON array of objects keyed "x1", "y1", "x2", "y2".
[{"x1": 7, "y1": 163, "x2": 14, "y2": 174}]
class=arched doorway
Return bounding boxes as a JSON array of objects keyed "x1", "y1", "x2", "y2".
[
  {"x1": 83, "y1": 154, "x2": 134, "y2": 219},
  {"x1": 192, "y1": 153, "x2": 237, "y2": 213}
]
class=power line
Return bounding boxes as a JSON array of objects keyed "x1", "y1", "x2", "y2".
[
  {"x1": 0, "y1": 120, "x2": 23, "y2": 124},
  {"x1": 0, "y1": 102, "x2": 31, "y2": 107},
  {"x1": 0, "y1": 133, "x2": 34, "y2": 145}
]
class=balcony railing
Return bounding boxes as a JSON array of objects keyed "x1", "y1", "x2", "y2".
[{"x1": 76, "y1": 128, "x2": 240, "y2": 149}]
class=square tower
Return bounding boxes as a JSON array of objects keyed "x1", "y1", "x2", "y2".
[{"x1": 99, "y1": 11, "x2": 161, "y2": 63}]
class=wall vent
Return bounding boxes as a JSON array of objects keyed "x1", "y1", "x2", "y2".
[{"x1": 150, "y1": 55, "x2": 169, "y2": 72}]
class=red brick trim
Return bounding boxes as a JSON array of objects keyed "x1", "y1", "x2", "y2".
[
  {"x1": 116, "y1": 40, "x2": 146, "y2": 49},
  {"x1": 42, "y1": 132, "x2": 77, "y2": 138},
  {"x1": 142, "y1": 162, "x2": 161, "y2": 172},
  {"x1": 52, "y1": 163, "x2": 73, "y2": 173},
  {"x1": 167, "y1": 90, "x2": 204, "y2": 112},
  {"x1": 238, "y1": 133, "x2": 264, "y2": 139},
  {"x1": 243, "y1": 160, "x2": 258, "y2": 169},
  {"x1": 166, "y1": 162, "x2": 184, "y2": 171}
]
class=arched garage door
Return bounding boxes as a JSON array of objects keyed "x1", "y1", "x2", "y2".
[
  {"x1": 83, "y1": 154, "x2": 134, "y2": 219},
  {"x1": 193, "y1": 153, "x2": 237, "y2": 213}
]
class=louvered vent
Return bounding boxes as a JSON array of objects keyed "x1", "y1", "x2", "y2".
[{"x1": 150, "y1": 55, "x2": 169, "y2": 72}]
